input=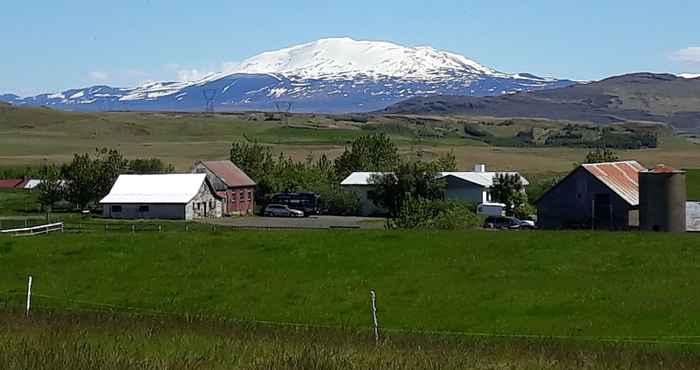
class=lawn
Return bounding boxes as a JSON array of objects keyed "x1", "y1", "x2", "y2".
[
  {"x1": 2, "y1": 229, "x2": 699, "y2": 341},
  {"x1": 0, "y1": 189, "x2": 40, "y2": 216}
]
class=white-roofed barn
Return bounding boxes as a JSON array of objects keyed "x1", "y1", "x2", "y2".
[{"x1": 99, "y1": 174, "x2": 223, "y2": 220}]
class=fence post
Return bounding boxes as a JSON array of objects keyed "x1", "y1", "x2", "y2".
[
  {"x1": 26, "y1": 275, "x2": 33, "y2": 318},
  {"x1": 370, "y1": 289, "x2": 380, "y2": 344}
]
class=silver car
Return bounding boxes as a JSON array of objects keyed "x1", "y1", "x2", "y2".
[{"x1": 263, "y1": 204, "x2": 304, "y2": 217}]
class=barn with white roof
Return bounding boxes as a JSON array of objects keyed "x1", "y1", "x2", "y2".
[
  {"x1": 100, "y1": 174, "x2": 223, "y2": 220},
  {"x1": 340, "y1": 165, "x2": 528, "y2": 216}
]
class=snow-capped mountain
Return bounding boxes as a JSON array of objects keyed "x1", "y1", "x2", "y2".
[{"x1": 1, "y1": 38, "x2": 575, "y2": 113}]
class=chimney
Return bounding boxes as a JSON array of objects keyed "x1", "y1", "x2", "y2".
[{"x1": 474, "y1": 164, "x2": 486, "y2": 173}]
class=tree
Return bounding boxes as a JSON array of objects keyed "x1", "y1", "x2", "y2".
[
  {"x1": 490, "y1": 173, "x2": 528, "y2": 217},
  {"x1": 334, "y1": 134, "x2": 400, "y2": 180},
  {"x1": 94, "y1": 148, "x2": 128, "y2": 201},
  {"x1": 62, "y1": 148, "x2": 127, "y2": 209},
  {"x1": 584, "y1": 147, "x2": 619, "y2": 164},
  {"x1": 128, "y1": 158, "x2": 174, "y2": 174},
  {"x1": 230, "y1": 141, "x2": 275, "y2": 181},
  {"x1": 36, "y1": 164, "x2": 63, "y2": 212},
  {"x1": 63, "y1": 153, "x2": 99, "y2": 209},
  {"x1": 369, "y1": 161, "x2": 445, "y2": 217},
  {"x1": 431, "y1": 151, "x2": 457, "y2": 172}
]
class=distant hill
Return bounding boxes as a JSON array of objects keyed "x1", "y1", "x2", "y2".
[
  {"x1": 0, "y1": 38, "x2": 573, "y2": 113},
  {"x1": 383, "y1": 73, "x2": 700, "y2": 131}
]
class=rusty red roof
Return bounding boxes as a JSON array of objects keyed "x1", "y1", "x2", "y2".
[
  {"x1": 0, "y1": 178, "x2": 28, "y2": 189},
  {"x1": 198, "y1": 161, "x2": 256, "y2": 188},
  {"x1": 645, "y1": 164, "x2": 683, "y2": 174},
  {"x1": 582, "y1": 161, "x2": 645, "y2": 206}
]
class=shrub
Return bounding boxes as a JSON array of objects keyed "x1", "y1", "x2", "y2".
[{"x1": 390, "y1": 198, "x2": 481, "y2": 230}]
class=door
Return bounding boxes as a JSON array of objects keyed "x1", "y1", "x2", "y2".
[{"x1": 593, "y1": 194, "x2": 612, "y2": 230}]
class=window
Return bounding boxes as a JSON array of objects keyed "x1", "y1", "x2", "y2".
[
  {"x1": 247, "y1": 191, "x2": 252, "y2": 201},
  {"x1": 111, "y1": 205, "x2": 122, "y2": 213},
  {"x1": 139, "y1": 205, "x2": 149, "y2": 213}
]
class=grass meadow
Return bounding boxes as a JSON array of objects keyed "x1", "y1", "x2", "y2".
[
  {"x1": 3, "y1": 106, "x2": 700, "y2": 173},
  {"x1": 2, "y1": 229, "x2": 700, "y2": 340},
  {"x1": 3, "y1": 310, "x2": 700, "y2": 370}
]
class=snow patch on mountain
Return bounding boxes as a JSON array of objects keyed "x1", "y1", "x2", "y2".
[{"x1": 233, "y1": 37, "x2": 503, "y2": 80}]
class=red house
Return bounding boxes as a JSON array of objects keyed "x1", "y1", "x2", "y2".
[{"x1": 192, "y1": 160, "x2": 256, "y2": 215}]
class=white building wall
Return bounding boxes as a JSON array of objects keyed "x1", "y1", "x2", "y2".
[
  {"x1": 444, "y1": 177, "x2": 489, "y2": 204},
  {"x1": 185, "y1": 181, "x2": 223, "y2": 220},
  {"x1": 102, "y1": 204, "x2": 186, "y2": 219}
]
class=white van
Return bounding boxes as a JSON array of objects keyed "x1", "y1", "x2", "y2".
[{"x1": 477, "y1": 202, "x2": 506, "y2": 217}]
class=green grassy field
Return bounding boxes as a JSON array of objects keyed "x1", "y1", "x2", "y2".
[
  {"x1": 1, "y1": 229, "x2": 699, "y2": 341},
  {"x1": 3, "y1": 310, "x2": 699, "y2": 370}
]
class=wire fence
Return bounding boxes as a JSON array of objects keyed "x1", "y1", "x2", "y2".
[{"x1": 3, "y1": 286, "x2": 700, "y2": 347}]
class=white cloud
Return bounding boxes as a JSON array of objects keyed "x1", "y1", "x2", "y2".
[
  {"x1": 177, "y1": 68, "x2": 213, "y2": 82},
  {"x1": 672, "y1": 47, "x2": 700, "y2": 64},
  {"x1": 88, "y1": 71, "x2": 109, "y2": 81},
  {"x1": 168, "y1": 61, "x2": 242, "y2": 82}
]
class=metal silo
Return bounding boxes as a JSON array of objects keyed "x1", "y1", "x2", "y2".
[{"x1": 639, "y1": 165, "x2": 687, "y2": 232}]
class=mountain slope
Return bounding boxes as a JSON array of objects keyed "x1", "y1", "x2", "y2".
[
  {"x1": 383, "y1": 73, "x2": 700, "y2": 131},
  {"x1": 1, "y1": 38, "x2": 574, "y2": 113}
]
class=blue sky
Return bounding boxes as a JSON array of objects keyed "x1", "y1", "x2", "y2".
[{"x1": 2, "y1": 0, "x2": 699, "y2": 95}]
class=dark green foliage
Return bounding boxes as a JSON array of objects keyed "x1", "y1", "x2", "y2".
[
  {"x1": 229, "y1": 142, "x2": 276, "y2": 182},
  {"x1": 391, "y1": 198, "x2": 481, "y2": 230},
  {"x1": 230, "y1": 142, "x2": 359, "y2": 215},
  {"x1": 63, "y1": 148, "x2": 127, "y2": 209},
  {"x1": 687, "y1": 169, "x2": 700, "y2": 201},
  {"x1": 36, "y1": 164, "x2": 63, "y2": 211},
  {"x1": 126, "y1": 158, "x2": 174, "y2": 174},
  {"x1": 463, "y1": 123, "x2": 489, "y2": 137},
  {"x1": 490, "y1": 173, "x2": 528, "y2": 217},
  {"x1": 584, "y1": 147, "x2": 620, "y2": 163},
  {"x1": 334, "y1": 134, "x2": 400, "y2": 180},
  {"x1": 432, "y1": 151, "x2": 457, "y2": 172},
  {"x1": 369, "y1": 161, "x2": 445, "y2": 217}
]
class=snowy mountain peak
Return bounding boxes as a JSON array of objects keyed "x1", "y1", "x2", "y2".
[{"x1": 233, "y1": 37, "x2": 499, "y2": 80}]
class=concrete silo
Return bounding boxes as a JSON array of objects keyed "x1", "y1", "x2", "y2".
[{"x1": 639, "y1": 165, "x2": 687, "y2": 232}]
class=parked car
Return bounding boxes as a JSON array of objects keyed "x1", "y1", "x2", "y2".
[
  {"x1": 483, "y1": 216, "x2": 537, "y2": 230},
  {"x1": 263, "y1": 204, "x2": 304, "y2": 217},
  {"x1": 269, "y1": 192, "x2": 320, "y2": 216}
]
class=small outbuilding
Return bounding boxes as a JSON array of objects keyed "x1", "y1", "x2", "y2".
[
  {"x1": 535, "y1": 161, "x2": 645, "y2": 230},
  {"x1": 100, "y1": 174, "x2": 223, "y2": 220},
  {"x1": 192, "y1": 160, "x2": 256, "y2": 216}
]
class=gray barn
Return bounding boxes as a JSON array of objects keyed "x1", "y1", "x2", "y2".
[
  {"x1": 100, "y1": 174, "x2": 223, "y2": 220},
  {"x1": 536, "y1": 161, "x2": 645, "y2": 230}
]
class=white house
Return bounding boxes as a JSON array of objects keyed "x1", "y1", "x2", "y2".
[
  {"x1": 100, "y1": 174, "x2": 223, "y2": 220},
  {"x1": 340, "y1": 165, "x2": 529, "y2": 216}
]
